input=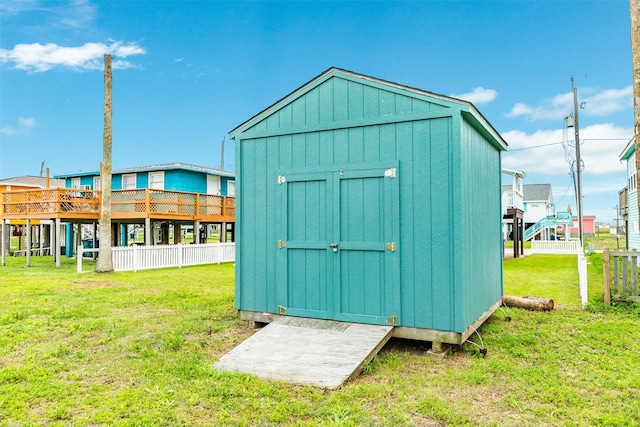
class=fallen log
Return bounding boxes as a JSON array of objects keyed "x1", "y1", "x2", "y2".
[{"x1": 502, "y1": 295, "x2": 554, "y2": 311}]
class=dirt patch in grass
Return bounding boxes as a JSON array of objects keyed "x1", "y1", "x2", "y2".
[{"x1": 72, "y1": 279, "x2": 121, "y2": 288}]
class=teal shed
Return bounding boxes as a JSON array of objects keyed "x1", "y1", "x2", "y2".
[{"x1": 229, "y1": 68, "x2": 507, "y2": 348}]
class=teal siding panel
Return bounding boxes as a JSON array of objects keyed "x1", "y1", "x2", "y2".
[
  {"x1": 279, "y1": 134, "x2": 293, "y2": 169},
  {"x1": 265, "y1": 136, "x2": 280, "y2": 311},
  {"x1": 333, "y1": 78, "x2": 349, "y2": 122},
  {"x1": 396, "y1": 121, "x2": 417, "y2": 327},
  {"x1": 333, "y1": 129, "x2": 349, "y2": 164},
  {"x1": 363, "y1": 126, "x2": 380, "y2": 163},
  {"x1": 253, "y1": 138, "x2": 270, "y2": 311},
  {"x1": 305, "y1": 87, "x2": 320, "y2": 125},
  {"x1": 238, "y1": 139, "x2": 258, "y2": 310},
  {"x1": 379, "y1": 124, "x2": 396, "y2": 161},
  {"x1": 429, "y1": 118, "x2": 454, "y2": 331},
  {"x1": 379, "y1": 90, "x2": 395, "y2": 116},
  {"x1": 280, "y1": 104, "x2": 293, "y2": 128},
  {"x1": 363, "y1": 85, "x2": 380, "y2": 119},
  {"x1": 291, "y1": 97, "x2": 306, "y2": 127},
  {"x1": 628, "y1": 191, "x2": 639, "y2": 251},
  {"x1": 319, "y1": 80, "x2": 334, "y2": 123},
  {"x1": 395, "y1": 93, "x2": 413, "y2": 114},
  {"x1": 305, "y1": 132, "x2": 321, "y2": 168},
  {"x1": 347, "y1": 127, "x2": 364, "y2": 164},
  {"x1": 458, "y1": 119, "x2": 503, "y2": 332},
  {"x1": 292, "y1": 133, "x2": 306, "y2": 168},
  {"x1": 319, "y1": 130, "x2": 333, "y2": 166},
  {"x1": 348, "y1": 81, "x2": 364, "y2": 120},
  {"x1": 410, "y1": 120, "x2": 433, "y2": 328}
]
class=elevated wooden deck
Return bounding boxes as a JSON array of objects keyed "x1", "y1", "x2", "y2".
[{"x1": 0, "y1": 188, "x2": 235, "y2": 223}]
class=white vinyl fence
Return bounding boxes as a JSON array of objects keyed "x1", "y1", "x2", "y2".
[
  {"x1": 531, "y1": 240, "x2": 581, "y2": 254},
  {"x1": 77, "y1": 243, "x2": 235, "y2": 273}
]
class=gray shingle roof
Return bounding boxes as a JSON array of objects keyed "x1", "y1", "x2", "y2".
[{"x1": 502, "y1": 184, "x2": 553, "y2": 202}]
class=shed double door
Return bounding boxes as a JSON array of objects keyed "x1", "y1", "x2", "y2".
[{"x1": 277, "y1": 163, "x2": 399, "y2": 325}]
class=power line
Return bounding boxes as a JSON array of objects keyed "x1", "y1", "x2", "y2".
[{"x1": 508, "y1": 138, "x2": 629, "y2": 152}]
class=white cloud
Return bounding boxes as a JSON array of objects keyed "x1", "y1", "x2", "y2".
[
  {"x1": 506, "y1": 86, "x2": 632, "y2": 121},
  {"x1": 0, "y1": 41, "x2": 146, "y2": 72},
  {"x1": 0, "y1": 116, "x2": 37, "y2": 136},
  {"x1": 0, "y1": 0, "x2": 96, "y2": 29},
  {"x1": 502, "y1": 123, "x2": 632, "y2": 176},
  {"x1": 450, "y1": 87, "x2": 497, "y2": 105}
]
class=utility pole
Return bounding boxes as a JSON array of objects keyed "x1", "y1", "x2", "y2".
[
  {"x1": 572, "y1": 77, "x2": 584, "y2": 249},
  {"x1": 631, "y1": 0, "x2": 640, "y2": 242},
  {"x1": 96, "y1": 54, "x2": 114, "y2": 272}
]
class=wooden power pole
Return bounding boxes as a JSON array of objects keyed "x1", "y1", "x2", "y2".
[
  {"x1": 96, "y1": 54, "x2": 114, "y2": 272},
  {"x1": 632, "y1": 0, "x2": 640, "y2": 233}
]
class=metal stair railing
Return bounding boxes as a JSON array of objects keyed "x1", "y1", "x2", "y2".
[{"x1": 523, "y1": 212, "x2": 573, "y2": 241}]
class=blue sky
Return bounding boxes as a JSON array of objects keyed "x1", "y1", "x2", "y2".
[{"x1": 0, "y1": 0, "x2": 633, "y2": 223}]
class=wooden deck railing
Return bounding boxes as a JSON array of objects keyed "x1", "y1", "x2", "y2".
[
  {"x1": 0, "y1": 188, "x2": 234, "y2": 222},
  {"x1": 603, "y1": 248, "x2": 639, "y2": 305}
]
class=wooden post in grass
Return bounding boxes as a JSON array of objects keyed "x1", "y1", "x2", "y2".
[
  {"x1": 603, "y1": 248, "x2": 611, "y2": 306},
  {"x1": 96, "y1": 54, "x2": 114, "y2": 273}
]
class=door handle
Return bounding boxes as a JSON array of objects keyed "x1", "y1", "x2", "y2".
[{"x1": 329, "y1": 243, "x2": 339, "y2": 252}]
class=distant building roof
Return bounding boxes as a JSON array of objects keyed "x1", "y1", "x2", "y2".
[
  {"x1": 501, "y1": 183, "x2": 553, "y2": 202},
  {"x1": 0, "y1": 175, "x2": 66, "y2": 188},
  {"x1": 55, "y1": 162, "x2": 234, "y2": 178},
  {"x1": 522, "y1": 184, "x2": 552, "y2": 202}
]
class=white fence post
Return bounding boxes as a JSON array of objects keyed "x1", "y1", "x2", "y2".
[
  {"x1": 133, "y1": 244, "x2": 138, "y2": 273},
  {"x1": 77, "y1": 245, "x2": 83, "y2": 273},
  {"x1": 578, "y1": 251, "x2": 588, "y2": 307}
]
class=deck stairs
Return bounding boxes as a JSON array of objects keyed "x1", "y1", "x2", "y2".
[
  {"x1": 524, "y1": 211, "x2": 572, "y2": 241},
  {"x1": 214, "y1": 317, "x2": 393, "y2": 389}
]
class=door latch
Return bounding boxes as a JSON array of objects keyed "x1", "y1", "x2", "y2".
[{"x1": 329, "y1": 243, "x2": 339, "y2": 252}]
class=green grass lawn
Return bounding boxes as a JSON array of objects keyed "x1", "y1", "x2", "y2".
[{"x1": 1, "y1": 255, "x2": 639, "y2": 426}]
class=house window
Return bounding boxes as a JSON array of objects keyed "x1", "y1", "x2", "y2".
[
  {"x1": 227, "y1": 180, "x2": 236, "y2": 196},
  {"x1": 71, "y1": 177, "x2": 81, "y2": 189},
  {"x1": 93, "y1": 176, "x2": 101, "y2": 190},
  {"x1": 629, "y1": 154, "x2": 637, "y2": 193},
  {"x1": 122, "y1": 174, "x2": 136, "y2": 190},
  {"x1": 149, "y1": 172, "x2": 164, "y2": 190}
]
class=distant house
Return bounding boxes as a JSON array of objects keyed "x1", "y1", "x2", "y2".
[
  {"x1": 1, "y1": 163, "x2": 236, "y2": 263},
  {"x1": 55, "y1": 162, "x2": 235, "y2": 196},
  {"x1": 522, "y1": 184, "x2": 554, "y2": 229},
  {"x1": 570, "y1": 215, "x2": 596, "y2": 237},
  {"x1": 0, "y1": 175, "x2": 66, "y2": 255},
  {"x1": 501, "y1": 182, "x2": 555, "y2": 241},
  {"x1": 620, "y1": 138, "x2": 638, "y2": 251}
]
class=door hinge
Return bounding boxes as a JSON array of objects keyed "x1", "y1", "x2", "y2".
[
  {"x1": 386, "y1": 315, "x2": 398, "y2": 326},
  {"x1": 385, "y1": 242, "x2": 397, "y2": 252},
  {"x1": 278, "y1": 175, "x2": 286, "y2": 184},
  {"x1": 278, "y1": 240, "x2": 287, "y2": 249},
  {"x1": 384, "y1": 168, "x2": 397, "y2": 178},
  {"x1": 278, "y1": 305, "x2": 287, "y2": 315}
]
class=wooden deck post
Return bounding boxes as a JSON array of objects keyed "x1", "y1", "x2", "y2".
[
  {"x1": 1, "y1": 219, "x2": 6, "y2": 266},
  {"x1": 144, "y1": 218, "x2": 152, "y2": 246},
  {"x1": 194, "y1": 220, "x2": 201, "y2": 244},
  {"x1": 26, "y1": 219, "x2": 31, "y2": 267},
  {"x1": 55, "y1": 218, "x2": 61, "y2": 269}
]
